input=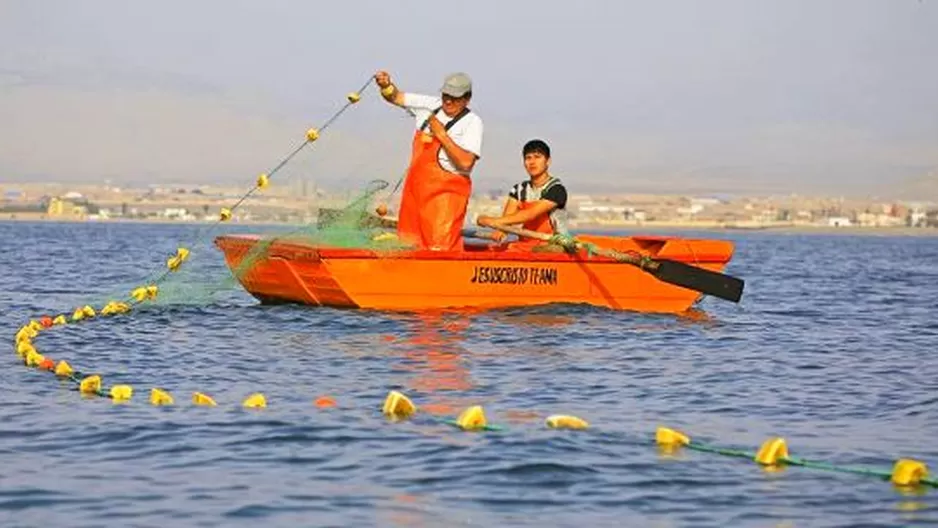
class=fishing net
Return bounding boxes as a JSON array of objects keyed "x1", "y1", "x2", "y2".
[
  {"x1": 114, "y1": 177, "x2": 409, "y2": 309},
  {"x1": 226, "y1": 179, "x2": 408, "y2": 275},
  {"x1": 71, "y1": 78, "x2": 482, "y2": 312}
]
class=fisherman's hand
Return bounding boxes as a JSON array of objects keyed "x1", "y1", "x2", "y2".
[
  {"x1": 476, "y1": 216, "x2": 506, "y2": 242},
  {"x1": 374, "y1": 71, "x2": 392, "y2": 88},
  {"x1": 477, "y1": 215, "x2": 495, "y2": 228},
  {"x1": 427, "y1": 115, "x2": 446, "y2": 137}
]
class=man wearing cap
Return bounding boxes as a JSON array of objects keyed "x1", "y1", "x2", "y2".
[{"x1": 374, "y1": 70, "x2": 483, "y2": 251}]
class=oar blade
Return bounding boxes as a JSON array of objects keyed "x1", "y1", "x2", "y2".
[{"x1": 650, "y1": 260, "x2": 745, "y2": 303}]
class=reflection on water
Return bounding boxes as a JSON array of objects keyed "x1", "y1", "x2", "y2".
[
  {"x1": 378, "y1": 305, "x2": 718, "y2": 411},
  {"x1": 393, "y1": 312, "x2": 474, "y2": 401},
  {"x1": 381, "y1": 493, "x2": 435, "y2": 528}
]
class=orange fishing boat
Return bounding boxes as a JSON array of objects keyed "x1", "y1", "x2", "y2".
[{"x1": 214, "y1": 229, "x2": 744, "y2": 313}]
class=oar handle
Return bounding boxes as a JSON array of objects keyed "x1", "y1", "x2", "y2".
[
  {"x1": 375, "y1": 214, "x2": 509, "y2": 242},
  {"x1": 484, "y1": 223, "x2": 645, "y2": 265},
  {"x1": 483, "y1": 223, "x2": 554, "y2": 242}
]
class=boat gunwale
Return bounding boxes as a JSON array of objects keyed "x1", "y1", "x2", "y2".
[{"x1": 214, "y1": 233, "x2": 734, "y2": 265}]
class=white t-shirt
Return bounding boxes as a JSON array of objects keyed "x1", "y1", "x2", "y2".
[{"x1": 402, "y1": 93, "x2": 483, "y2": 176}]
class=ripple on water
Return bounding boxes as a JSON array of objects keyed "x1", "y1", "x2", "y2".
[{"x1": 1, "y1": 224, "x2": 938, "y2": 527}]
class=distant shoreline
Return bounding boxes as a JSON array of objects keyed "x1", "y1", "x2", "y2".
[
  {"x1": 2, "y1": 215, "x2": 937, "y2": 237},
  {"x1": 576, "y1": 222, "x2": 938, "y2": 236},
  {"x1": 0, "y1": 216, "x2": 295, "y2": 227}
]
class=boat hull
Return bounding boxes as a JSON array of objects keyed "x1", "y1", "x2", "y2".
[{"x1": 213, "y1": 234, "x2": 736, "y2": 313}]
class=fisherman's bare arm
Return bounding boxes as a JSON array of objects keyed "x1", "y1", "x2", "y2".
[
  {"x1": 427, "y1": 116, "x2": 478, "y2": 172},
  {"x1": 478, "y1": 200, "x2": 557, "y2": 228},
  {"x1": 481, "y1": 198, "x2": 520, "y2": 242},
  {"x1": 501, "y1": 197, "x2": 519, "y2": 217}
]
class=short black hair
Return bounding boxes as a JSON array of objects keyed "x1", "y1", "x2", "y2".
[{"x1": 522, "y1": 139, "x2": 550, "y2": 159}]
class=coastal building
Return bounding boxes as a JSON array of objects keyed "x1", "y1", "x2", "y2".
[
  {"x1": 927, "y1": 209, "x2": 938, "y2": 228},
  {"x1": 826, "y1": 217, "x2": 853, "y2": 227}
]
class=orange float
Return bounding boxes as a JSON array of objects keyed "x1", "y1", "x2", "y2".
[{"x1": 214, "y1": 231, "x2": 742, "y2": 313}]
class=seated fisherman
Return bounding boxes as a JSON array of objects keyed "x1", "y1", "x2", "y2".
[{"x1": 476, "y1": 139, "x2": 569, "y2": 247}]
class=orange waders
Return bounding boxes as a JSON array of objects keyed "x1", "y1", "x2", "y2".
[
  {"x1": 505, "y1": 199, "x2": 556, "y2": 251},
  {"x1": 396, "y1": 109, "x2": 472, "y2": 251}
]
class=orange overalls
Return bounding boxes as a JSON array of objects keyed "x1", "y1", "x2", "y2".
[
  {"x1": 396, "y1": 108, "x2": 472, "y2": 252},
  {"x1": 507, "y1": 178, "x2": 563, "y2": 251}
]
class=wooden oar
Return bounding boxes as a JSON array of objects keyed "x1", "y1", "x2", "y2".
[
  {"x1": 374, "y1": 214, "x2": 509, "y2": 242},
  {"x1": 486, "y1": 223, "x2": 745, "y2": 303}
]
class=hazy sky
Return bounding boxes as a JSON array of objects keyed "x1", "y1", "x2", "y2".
[{"x1": 1, "y1": 0, "x2": 936, "y2": 196}]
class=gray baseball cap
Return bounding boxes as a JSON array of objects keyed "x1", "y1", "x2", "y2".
[{"x1": 440, "y1": 72, "x2": 472, "y2": 97}]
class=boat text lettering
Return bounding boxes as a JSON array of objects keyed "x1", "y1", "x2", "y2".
[{"x1": 469, "y1": 266, "x2": 558, "y2": 286}]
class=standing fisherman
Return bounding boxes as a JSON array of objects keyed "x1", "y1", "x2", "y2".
[{"x1": 374, "y1": 70, "x2": 484, "y2": 251}]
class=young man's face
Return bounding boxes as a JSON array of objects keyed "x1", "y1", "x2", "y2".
[{"x1": 524, "y1": 152, "x2": 550, "y2": 178}]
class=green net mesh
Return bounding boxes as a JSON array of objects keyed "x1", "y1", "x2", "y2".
[
  {"x1": 111, "y1": 178, "x2": 409, "y2": 309},
  {"x1": 229, "y1": 179, "x2": 407, "y2": 271}
]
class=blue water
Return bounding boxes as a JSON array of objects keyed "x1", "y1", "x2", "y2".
[{"x1": 2, "y1": 221, "x2": 937, "y2": 527}]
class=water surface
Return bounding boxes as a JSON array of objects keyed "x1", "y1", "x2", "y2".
[{"x1": 1, "y1": 221, "x2": 937, "y2": 527}]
